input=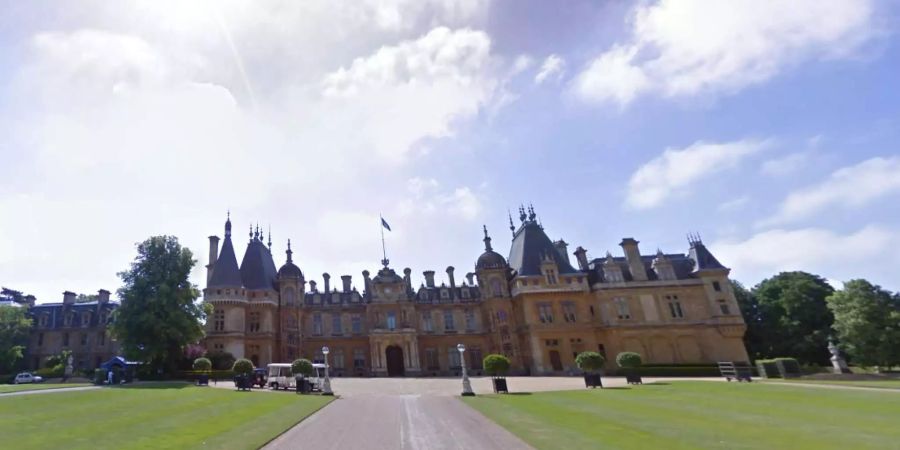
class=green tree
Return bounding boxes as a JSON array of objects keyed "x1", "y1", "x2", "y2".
[
  {"x1": 753, "y1": 271, "x2": 834, "y2": 365},
  {"x1": 111, "y1": 236, "x2": 205, "y2": 375},
  {"x1": 75, "y1": 293, "x2": 99, "y2": 303},
  {"x1": 732, "y1": 280, "x2": 765, "y2": 360},
  {"x1": 827, "y1": 279, "x2": 900, "y2": 369},
  {"x1": 0, "y1": 305, "x2": 32, "y2": 373}
]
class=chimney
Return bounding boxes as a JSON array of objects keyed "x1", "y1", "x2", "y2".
[
  {"x1": 362, "y1": 270, "x2": 371, "y2": 295},
  {"x1": 63, "y1": 291, "x2": 76, "y2": 305},
  {"x1": 403, "y1": 268, "x2": 412, "y2": 290},
  {"x1": 446, "y1": 266, "x2": 456, "y2": 288},
  {"x1": 97, "y1": 289, "x2": 110, "y2": 304},
  {"x1": 207, "y1": 235, "x2": 220, "y2": 284},
  {"x1": 341, "y1": 275, "x2": 352, "y2": 293},
  {"x1": 620, "y1": 238, "x2": 648, "y2": 281},
  {"x1": 553, "y1": 239, "x2": 570, "y2": 265},
  {"x1": 573, "y1": 246, "x2": 589, "y2": 271},
  {"x1": 322, "y1": 273, "x2": 331, "y2": 293},
  {"x1": 465, "y1": 272, "x2": 475, "y2": 285},
  {"x1": 423, "y1": 270, "x2": 435, "y2": 288},
  {"x1": 309, "y1": 280, "x2": 318, "y2": 292}
]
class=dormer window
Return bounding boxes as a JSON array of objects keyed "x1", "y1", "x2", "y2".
[
  {"x1": 461, "y1": 288, "x2": 470, "y2": 299},
  {"x1": 544, "y1": 270, "x2": 558, "y2": 285},
  {"x1": 440, "y1": 289, "x2": 449, "y2": 299},
  {"x1": 39, "y1": 314, "x2": 49, "y2": 328},
  {"x1": 64, "y1": 313, "x2": 73, "y2": 327}
]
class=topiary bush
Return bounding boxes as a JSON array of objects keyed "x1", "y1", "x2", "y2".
[
  {"x1": 192, "y1": 357, "x2": 212, "y2": 372},
  {"x1": 483, "y1": 354, "x2": 511, "y2": 377},
  {"x1": 292, "y1": 358, "x2": 313, "y2": 377},
  {"x1": 576, "y1": 352, "x2": 606, "y2": 373},
  {"x1": 232, "y1": 358, "x2": 254, "y2": 376},
  {"x1": 616, "y1": 352, "x2": 643, "y2": 369},
  {"x1": 207, "y1": 351, "x2": 236, "y2": 371}
]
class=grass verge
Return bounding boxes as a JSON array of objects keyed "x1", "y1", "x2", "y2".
[{"x1": 0, "y1": 383, "x2": 91, "y2": 394}]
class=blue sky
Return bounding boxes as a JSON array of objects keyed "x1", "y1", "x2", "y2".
[{"x1": 1, "y1": 0, "x2": 899, "y2": 303}]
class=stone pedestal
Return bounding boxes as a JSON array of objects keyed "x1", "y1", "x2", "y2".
[{"x1": 828, "y1": 340, "x2": 852, "y2": 374}]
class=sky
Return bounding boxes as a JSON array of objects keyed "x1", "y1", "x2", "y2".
[{"x1": 1, "y1": 0, "x2": 899, "y2": 303}]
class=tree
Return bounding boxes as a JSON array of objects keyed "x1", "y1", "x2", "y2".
[
  {"x1": 232, "y1": 358, "x2": 254, "y2": 375},
  {"x1": 207, "y1": 351, "x2": 236, "y2": 371},
  {"x1": 75, "y1": 293, "x2": 98, "y2": 303},
  {"x1": 292, "y1": 359, "x2": 313, "y2": 377},
  {"x1": 827, "y1": 279, "x2": 900, "y2": 369},
  {"x1": 0, "y1": 305, "x2": 32, "y2": 373},
  {"x1": 732, "y1": 280, "x2": 765, "y2": 360},
  {"x1": 482, "y1": 354, "x2": 511, "y2": 377},
  {"x1": 753, "y1": 272, "x2": 834, "y2": 365},
  {"x1": 192, "y1": 357, "x2": 212, "y2": 372},
  {"x1": 111, "y1": 236, "x2": 206, "y2": 375}
]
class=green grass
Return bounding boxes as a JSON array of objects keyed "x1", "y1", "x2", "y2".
[
  {"x1": 462, "y1": 381, "x2": 900, "y2": 450},
  {"x1": 0, "y1": 383, "x2": 91, "y2": 393},
  {"x1": 773, "y1": 379, "x2": 900, "y2": 389},
  {"x1": 0, "y1": 383, "x2": 332, "y2": 449}
]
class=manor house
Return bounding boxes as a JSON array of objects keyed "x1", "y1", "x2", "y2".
[{"x1": 202, "y1": 208, "x2": 749, "y2": 375}]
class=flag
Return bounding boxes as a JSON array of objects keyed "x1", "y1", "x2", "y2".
[{"x1": 381, "y1": 217, "x2": 392, "y2": 231}]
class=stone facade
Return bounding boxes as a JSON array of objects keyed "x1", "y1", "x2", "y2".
[
  {"x1": 202, "y1": 208, "x2": 749, "y2": 375},
  {"x1": 24, "y1": 290, "x2": 120, "y2": 371}
]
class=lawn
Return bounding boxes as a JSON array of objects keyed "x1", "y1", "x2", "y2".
[
  {"x1": 0, "y1": 383, "x2": 332, "y2": 449},
  {"x1": 0, "y1": 382, "x2": 90, "y2": 394},
  {"x1": 462, "y1": 381, "x2": 900, "y2": 449},
  {"x1": 774, "y1": 379, "x2": 900, "y2": 389}
]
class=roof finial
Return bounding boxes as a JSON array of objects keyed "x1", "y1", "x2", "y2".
[
  {"x1": 255, "y1": 223, "x2": 260, "y2": 241},
  {"x1": 267, "y1": 225, "x2": 272, "y2": 249},
  {"x1": 482, "y1": 225, "x2": 493, "y2": 252},
  {"x1": 224, "y1": 211, "x2": 232, "y2": 236},
  {"x1": 528, "y1": 203, "x2": 536, "y2": 221},
  {"x1": 286, "y1": 239, "x2": 293, "y2": 263},
  {"x1": 519, "y1": 204, "x2": 527, "y2": 222},
  {"x1": 249, "y1": 223, "x2": 253, "y2": 239},
  {"x1": 508, "y1": 210, "x2": 515, "y2": 235}
]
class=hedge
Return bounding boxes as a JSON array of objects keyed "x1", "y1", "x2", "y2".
[{"x1": 178, "y1": 370, "x2": 235, "y2": 380}]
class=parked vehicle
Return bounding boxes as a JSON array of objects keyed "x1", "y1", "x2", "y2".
[
  {"x1": 14, "y1": 373, "x2": 44, "y2": 384},
  {"x1": 252, "y1": 368, "x2": 267, "y2": 388},
  {"x1": 309, "y1": 363, "x2": 326, "y2": 392},
  {"x1": 267, "y1": 363, "x2": 295, "y2": 390}
]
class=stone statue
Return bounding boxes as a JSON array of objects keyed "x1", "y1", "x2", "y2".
[
  {"x1": 828, "y1": 340, "x2": 851, "y2": 374},
  {"x1": 64, "y1": 354, "x2": 74, "y2": 380}
]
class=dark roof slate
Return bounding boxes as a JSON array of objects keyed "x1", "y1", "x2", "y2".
[
  {"x1": 240, "y1": 239, "x2": 278, "y2": 290},
  {"x1": 508, "y1": 221, "x2": 580, "y2": 276},
  {"x1": 208, "y1": 236, "x2": 243, "y2": 287},
  {"x1": 689, "y1": 242, "x2": 728, "y2": 271}
]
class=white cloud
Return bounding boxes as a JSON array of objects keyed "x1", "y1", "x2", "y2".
[
  {"x1": 713, "y1": 225, "x2": 900, "y2": 288},
  {"x1": 626, "y1": 139, "x2": 769, "y2": 209},
  {"x1": 718, "y1": 196, "x2": 750, "y2": 213},
  {"x1": 534, "y1": 54, "x2": 565, "y2": 85},
  {"x1": 760, "y1": 152, "x2": 812, "y2": 177},
  {"x1": 511, "y1": 54, "x2": 533, "y2": 75},
  {"x1": 573, "y1": 0, "x2": 877, "y2": 106},
  {"x1": 761, "y1": 156, "x2": 900, "y2": 226}
]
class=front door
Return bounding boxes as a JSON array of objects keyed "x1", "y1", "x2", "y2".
[
  {"x1": 549, "y1": 350, "x2": 563, "y2": 371},
  {"x1": 386, "y1": 345, "x2": 405, "y2": 376}
]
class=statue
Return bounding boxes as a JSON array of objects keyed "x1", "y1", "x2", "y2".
[
  {"x1": 64, "y1": 354, "x2": 74, "y2": 381},
  {"x1": 828, "y1": 340, "x2": 851, "y2": 374}
]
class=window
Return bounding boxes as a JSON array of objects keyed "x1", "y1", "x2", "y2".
[
  {"x1": 544, "y1": 339, "x2": 559, "y2": 347},
  {"x1": 464, "y1": 309, "x2": 476, "y2": 331},
  {"x1": 353, "y1": 349, "x2": 366, "y2": 369},
  {"x1": 287, "y1": 316, "x2": 298, "y2": 329},
  {"x1": 712, "y1": 281, "x2": 722, "y2": 292},
  {"x1": 491, "y1": 279, "x2": 503, "y2": 297},
  {"x1": 613, "y1": 297, "x2": 631, "y2": 319},
  {"x1": 249, "y1": 311, "x2": 261, "y2": 333},
  {"x1": 283, "y1": 288, "x2": 296, "y2": 306},
  {"x1": 545, "y1": 269, "x2": 558, "y2": 285},
  {"x1": 98, "y1": 332, "x2": 105, "y2": 346},
  {"x1": 538, "y1": 303, "x2": 554, "y2": 323},
  {"x1": 470, "y1": 347, "x2": 483, "y2": 370},
  {"x1": 81, "y1": 312, "x2": 91, "y2": 327},
  {"x1": 606, "y1": 269, "x2": 624, "y2": 283},
  {"x1": 64, "y1": 313, "x2": 73, "y2": 327},
  {"x1": 666, "y1": 295, "x2": 684, "y2": 319},
  {"x1": 332, "y1": 349, "x2": 345, "y2": 369},
  {"x1": 386, "y1": 311, "x2": 397, "y2": 330},
  {"x1": 461, "y1": 288, "x2": 470, "y2": 299},
  {"x1": 312, "y1": 313, "x2": 323, "y2": 336},
  {"x1": 562, "y1": 302, "x2": 577, "y2": 323},
  {"x1": 440, "y1": 289, "x2": 449, "y2": 299},
  {"x1": 496, "y1": 309, "x2": 508, "y2": 324},
  {"x1": 718, "y1": 299, "x2": 731, "y2": 315},
  {"x1": 422, "y1": 312, "x2": 434, "y2": 332},
  {"x1": 597, "y1": 344, "x2": 607, "y2": 359},
  {"x1": 351, "y1": 314, "x2": 362, "y2": 334},
  {"x1": 37, "y1": 333, "x2": 43, "y2": 347},
  {"x1": 448, "y1": 347, "x2": 461, "y2": 368},
  {"x1": 443, "y1": 310, "x2": 455, "y2": 331},
  {"x1": 63, "y1": 333, "x2": 69, "y2": 346},
  {"x1": 425, "y1": 348, "x2": 440, "y2": 370},
  {"x1": 332, "y1": 314, "x2": 343, "y2": 335},
  {"x1": 81, "y1": 333, "x2": 88, "y2": 346},
  {"x1": 214, "y1": 309, "x2": 224, "y2": 331},
  {"x1": 39, "y1": 314, "x2": 48, "y2": 328}
]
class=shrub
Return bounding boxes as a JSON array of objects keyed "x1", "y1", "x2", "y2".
[
  {"x1": 207, "y1": 351, "x2": 236, "y2": 371},
  {"x1": 232, "y1": 358, "x2": 254, "y2": 376},
  {"x1": 192, "y1": 357, "x2": 212, "y2": 372},
  {"x1": 483, "y1": 354, "x2": 511, "y2": 376},
  {"x1": 292, "y1": 359, "x2": 313, "y2": 377},
  {"x1": 35, "y1": 365, "x2": 64, "y2": 378},
  {"x1": 93, "y1": 368, "x2": 106, "y2": 385},
  {"x1": 575, "y1": 352, "x2": 605, "y2": 373},
  {"x1": 616, "y1": 352, "x2": 643, "y2": 369}
]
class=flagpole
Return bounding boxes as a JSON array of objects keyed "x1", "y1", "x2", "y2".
[{"x1": 380, "y1": 214, "x2": 387, "y2": 267}]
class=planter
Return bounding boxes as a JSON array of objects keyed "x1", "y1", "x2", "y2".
[
  {"x1": 295, "y1": 376, "x2": 312, "y2": 394},
  {"x1": 234, "y1": 374, "x2": 252, "y2": 391},
  {"x1": 625, "y1": 372, "x2": 643, "y2": 385},
  {"x1": 492, "y1": 377, "x2": 508, "y2": 394},
  {"x1": 584, "y1": 373, "x2": 603, "y2": 388},
  {"x1": 197, "y1": 374, "x2": 209, "y2": 386}
]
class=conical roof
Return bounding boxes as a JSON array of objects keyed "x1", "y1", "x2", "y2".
[
  {"x1": 208, "y1": 219, "x2": 242, "y2": 287},
  {"x1": 240, "y1": 237, "x2": 278, "y2": 290},
  {"x1": 508, "y1": 220, "x2": 578, "y2": 276}
]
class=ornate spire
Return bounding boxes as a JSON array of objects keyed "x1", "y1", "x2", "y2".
[
  {"x1": 528, "y1": 204, "x2": 536, "y2": 221},
  {"x1": 249, "y1": 223, "x2": 253, "y2": 240},
  {"x1": 224, "y1": 211, "x2": 232, "y2": 237},
  {"x1": 254, "y1": 223, "x2": 260, "y2": 241},
  {"x1": 482, "y1": 225, "x2": 493, "y2": 252},
  {"x1": 519, "y1": 204, "x2": 527, "y2": 222},
  {"x1": 508, "y1": 210, "x2": 515, "y2": 235},
  {"x1": 267, "y1": 225, "x2": 272, "y2": 249},
  {"x1": 286, "y1": 239, "x2": 293, "y2": 263}
]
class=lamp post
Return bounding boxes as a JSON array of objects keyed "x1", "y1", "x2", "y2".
[
  {"x1": 321, "y1": 346, "x2": 334, "y2": 396},
  {"x1": 458, "y1": 343, "x2": 474, "y2": 396}
]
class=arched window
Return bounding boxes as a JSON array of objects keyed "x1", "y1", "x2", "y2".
[
  {"x1": 490, "y1": 279, "x2": 503, "y2": 297},
  {"x1": 283, "y1": 287, "x2": 296, "y2": 306}
]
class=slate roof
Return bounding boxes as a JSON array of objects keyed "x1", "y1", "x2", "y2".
[
  {"x1": 588, "y1": 254, "x2": 696, "y2": 283},
  {"x1": 28, "y1": 302, "x2": 118, "y2": 329},
  {"x1": 508, "y1": 220, "x2": 580, "y2": 276},
  {"x1": 240, "y1": 238, "x2": 278, "y2": 290},
  {"x1": 208, "y1": 234, "x2": 242, "y2": 287},
  {"x1": 689, "y1": 241, "x2": 727, "y2": 271}
]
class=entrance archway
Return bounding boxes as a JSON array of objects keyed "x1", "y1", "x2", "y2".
[
  {"x1": 549, "y1": 350, "x2": 563, "y2": 371},
  {"x1": 386, "y1": 345, "x2": 405, "y2": 377}
]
